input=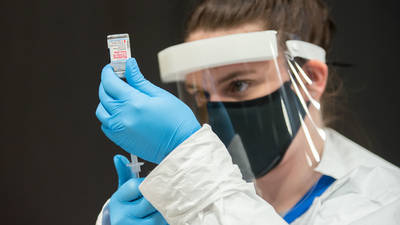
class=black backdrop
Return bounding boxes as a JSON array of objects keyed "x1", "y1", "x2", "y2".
[{"x1": 1, "y1": 1, "x2": 399, "y2": 224}]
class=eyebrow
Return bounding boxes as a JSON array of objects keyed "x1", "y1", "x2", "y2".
[
  {"x1": 185, "y1": 69, "x2": 256, "y2": 92},
  {"x1": 215, "y1": 70, "x2": 256, "y2": 85}
]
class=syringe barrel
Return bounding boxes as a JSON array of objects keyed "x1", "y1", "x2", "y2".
[{"x1": 129, "y1": 154, "x2": 144, "y2": 178}]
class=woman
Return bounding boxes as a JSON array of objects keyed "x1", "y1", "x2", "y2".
[{"x1": 95, "y1": 0, "x2": 400, "y2": 224}]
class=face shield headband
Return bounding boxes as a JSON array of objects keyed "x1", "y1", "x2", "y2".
[{"x1": 158, "y1": 31, "x2": 326, "y2": 83}]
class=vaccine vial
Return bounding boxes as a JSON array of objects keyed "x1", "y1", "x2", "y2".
[{"x1": 107, "y1": 33, "x2": 131, "y2": 78}]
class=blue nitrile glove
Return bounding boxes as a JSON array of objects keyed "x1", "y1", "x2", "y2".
[
  {"x1": 108, "y1": 155, "x2": 168, "y2": 225},
  {"x1": 96, "y1": 58, "x2": 201, "y2": 164}
]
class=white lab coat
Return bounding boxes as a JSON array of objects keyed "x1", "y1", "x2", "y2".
[{"x1": 96, "y1": 125, "x2": 400, "y2": 225}]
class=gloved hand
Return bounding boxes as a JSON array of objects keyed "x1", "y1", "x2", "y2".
[
  {"x1": 96, "y1": 58, "x2": 201, "y2": 164},
  {"x1": 108, "y1": 154, "x2": 168, "y2": 225}
]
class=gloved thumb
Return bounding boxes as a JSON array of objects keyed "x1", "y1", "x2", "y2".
[
  {"x1": 125, "y1": 58, "x2": 165, "y2": 97},
  {"x1": 113, "y1": 155, "x2": 132, "y2": 188}
]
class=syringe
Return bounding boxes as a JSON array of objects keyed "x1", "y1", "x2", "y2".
[
  {"x1": 101, "y1": 155, "x2": 144, "y2": 225},
  {"x1": 128, "y1": 154, "x2": 144, "y2": 178}
]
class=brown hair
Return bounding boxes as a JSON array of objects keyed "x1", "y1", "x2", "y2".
[{"x1": 184, "y1": 0, "x2": 342, "y2": 126}]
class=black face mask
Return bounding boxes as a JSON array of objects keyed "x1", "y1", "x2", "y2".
[{"x1": 207, "y1": 82, "x2": 307, "y2": 180}]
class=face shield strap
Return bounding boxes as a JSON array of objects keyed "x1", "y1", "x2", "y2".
[
  {"x1": 286, "y1": 40, "x2": 326, "y2": 63},
  {"x1": 207, "y1": 81, "x2": 309, "y2": 180}
]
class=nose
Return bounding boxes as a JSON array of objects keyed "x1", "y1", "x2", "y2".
[
  {"x1": 209, "y1": 93, "x2": 227, "y2": 102},
  {"x1": 209, "y1": 94, "x2": 219, "y2": 102}
]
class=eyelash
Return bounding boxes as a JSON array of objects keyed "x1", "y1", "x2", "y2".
[
  {"x1": 188, "y1": 79, "x2": 253, "y2": 102},
  {"x1": 227, "y1": 80, "x2": 252, "y2": 94}
]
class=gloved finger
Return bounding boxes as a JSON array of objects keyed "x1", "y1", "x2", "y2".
[
  {"x1": 140, "y1": 212, "x2": 168, "y2": 225},
  {"x1": 99, "y1": 83, "x2": 114, "y2": 101},
  {"x1": 113, "y1": 154, "x2": 132, "y2": 188},
  {"x1": 109, "y1": 206, "x2": 166, "y2": 225},
  {"x1": 125, "y1": 58, "x2": 165, "y2": 97},
  {"x1": 112, "y1": 178, "x2": 144, "y2": 202},
  {"x1": 129, "y1": 197, "x2": 157, "y2": 218},
  {"x1": 95, "y1": 103, "x2": 111, "y2": 125},
  {"x1": 101, "y1": 124, "x2": 119, "y2": 139},
  {"x1": 98, "y1": 83, "x2": 118, "y2": 114},
  {"x1": 101, "y1": 64, "x2": 142, "y2": 100}
]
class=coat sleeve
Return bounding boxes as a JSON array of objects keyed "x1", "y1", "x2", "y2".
[
  {"x1": 139, "y1": 124, "x2": 288, "y2": 225},
  {"x1": 95, "y1": 199, "x2": 110, "y2": 225}
]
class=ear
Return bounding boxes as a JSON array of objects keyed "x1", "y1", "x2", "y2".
[{"x1": 302, "y1": 60, "x2": 328, "y2": 101}]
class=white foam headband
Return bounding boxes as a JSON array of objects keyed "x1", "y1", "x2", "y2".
[
  {"x1": 158, "y1": 30, "x2": 326, "y2": 82},
  {"x1": 286, "y1": 40, "x2": 326, "y2": 63}
]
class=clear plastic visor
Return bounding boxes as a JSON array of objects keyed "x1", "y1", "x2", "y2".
[{"x1": 158, "y1": 31, "x2": 327, "y2": 210}]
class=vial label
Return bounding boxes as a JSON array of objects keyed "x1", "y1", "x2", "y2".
[{"x1": 107, "y1": 34, "x2": 131, "y2": 78}]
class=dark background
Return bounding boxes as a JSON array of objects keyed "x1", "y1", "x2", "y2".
[{"x1": 1, "y1": 1, "x2": 399, "y2": 224}]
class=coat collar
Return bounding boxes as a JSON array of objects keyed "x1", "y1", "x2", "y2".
[{"x1": 314, "y1": 128, "x2": 397, "y2": 179}]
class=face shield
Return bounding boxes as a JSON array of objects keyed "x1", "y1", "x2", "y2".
[{"x1": 158, "y1": 30, "x2": 327, "y2": 187}]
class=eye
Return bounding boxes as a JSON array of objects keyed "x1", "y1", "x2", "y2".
[{"x1": 229, "y1": 80, "x2": 251, "y2": 93}]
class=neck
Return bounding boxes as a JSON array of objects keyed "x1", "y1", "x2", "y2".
[{"x1": 255, "y1": 114, "x2": 325, "y2": 213}]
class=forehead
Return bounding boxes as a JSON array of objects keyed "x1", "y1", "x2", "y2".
[
  {"x1": 185, "y1": 23, "x2": 265, "y2": 42},
  {"x1": 185, "y1": 60, "x2": 279, "y2": 88}
]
